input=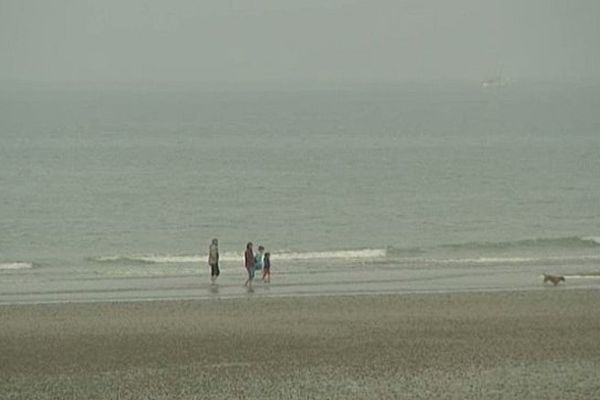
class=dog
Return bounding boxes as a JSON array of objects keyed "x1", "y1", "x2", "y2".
[{"x1": 543, "y1": 274, "x2": 565, "y2": 286}]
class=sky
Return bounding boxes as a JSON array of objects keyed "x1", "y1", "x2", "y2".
[{"x1": 1, "y1": 0, "x2": 599, "y2": 84}]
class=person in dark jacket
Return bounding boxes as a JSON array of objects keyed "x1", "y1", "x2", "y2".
[
  {"x1": 208, "y1": 238, "x2": 219, "y2": 284},
  {"x1": 244, "y1": 242, "x2": 254, "y2": 289},
  {"x1": 262, "y1": 252, "x2": 271, "y2": 283}
]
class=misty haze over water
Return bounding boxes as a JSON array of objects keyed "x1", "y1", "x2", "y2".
[
  {"x1": 1, "y1": 0, "x2": 599, "y2": 85},
  {"x1": 1, "y1": 1, "x2": 599, "y2": 303}
]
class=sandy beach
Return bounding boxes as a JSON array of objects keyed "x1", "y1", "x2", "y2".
[{"x1": 1, "y1": 289, "x2": 599, "y2": 399}]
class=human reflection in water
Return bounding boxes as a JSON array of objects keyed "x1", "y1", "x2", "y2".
[{"x1": 209, "y1": 283, "x2": 220, "y2": 294}]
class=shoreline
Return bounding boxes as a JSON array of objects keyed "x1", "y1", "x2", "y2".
[
  {"x1": 0, "y1": 284, "x2": 594, "y2": 307},
  {"x1": 2, "y1": 265, "x2": 598, "y2": 306},
  {"x1": 2, "y1": 289, "x2": 600, "y2": 399}
]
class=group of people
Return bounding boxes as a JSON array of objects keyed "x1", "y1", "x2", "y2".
[
  {"x1": 207, "y1": 239, "x2": 271, "y2": 289},
  {"x1": 244, "y1": 242, "x2": 271, "y2": 288}
]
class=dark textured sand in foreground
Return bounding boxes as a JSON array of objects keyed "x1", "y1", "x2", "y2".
[{"x1": 1, "y1": 290, "x2": 600, "y2": 399}]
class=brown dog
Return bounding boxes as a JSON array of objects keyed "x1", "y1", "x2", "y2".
[{"x1": 543, "y1": 274, "x2": 565, "y2": 286}]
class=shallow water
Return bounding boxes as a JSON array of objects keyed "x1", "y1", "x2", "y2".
[{"x1": 1, "y1": 82, "x2": 599, "y2": 303}]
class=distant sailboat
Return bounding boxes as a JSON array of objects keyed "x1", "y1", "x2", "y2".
[
  {"x1": 482, "y1": 67, "x2": 509, "y2": 88},
  {"x1": 482, "y1": 76, "x2": 509, "y2": 88}
]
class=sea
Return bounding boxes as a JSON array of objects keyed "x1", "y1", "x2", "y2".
[{"x1": 1, "y1": 81, "x2": 600, "y2": 304}]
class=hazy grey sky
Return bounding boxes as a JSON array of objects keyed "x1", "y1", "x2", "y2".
[{"x1": 1, "y1": 0, "x2": 598, "y2": 83}]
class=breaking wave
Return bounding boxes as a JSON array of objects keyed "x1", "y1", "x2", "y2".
[
  {"x1": 582, "y1": 236, "x2": 600, "y2": 245},
  {"x1": 407, "y1": 255, "x2": 600, "y2": 266},
  {"x1": 90, "y1": 248, "x2": 387, "y2": 265},
  {"x1": 91, "y1": 255, "x2": 204, "y2": 264},
  {"x1": 89, "y1": 236, "x2": 600, "y2": 267},
  {"x1": 439, "y1": 236, "x2": 600, "y2": 251},
  {"x1": 0, "y1": 262, "x2": 34, "y2": 271}
]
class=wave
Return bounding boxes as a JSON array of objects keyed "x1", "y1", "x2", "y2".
[
  {"x1": 91, "y1": 255, "x2": 204, "y2": 264},
  {"x1": 274, "y1": 248, "x2": 386, "y2": 261},
  {"x1": 385, "y1": 246, "x2": 426, "y2": 257},
  {"x1": 412, "y1": 255, "x2": 600, "y2": 265},
  {"x1": 0, "y1": 262, "x2": 34, "y2": 270},
  {"x1": 564, "y1": 274, "x2": 600, "y2": 279},
  {"x1": 582, "y1": 236, "x2": 600, "y2": 245},
  {"x1": 90, "y1": 248, "x2": 387, "y2": 265},
  {"x1": 439, "y1": 236, "x2": 600, "y2": 251},
  {"x1": 89, "y1": 236, "x2": 600, "y2": 267}
]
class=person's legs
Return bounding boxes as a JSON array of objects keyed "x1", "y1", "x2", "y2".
[
  {"x1": 245, "y1": 268, "x2": 254, "y2": 288},
  {"x1": 211, "y1": 264, "x2": 220, "y2": 283}
]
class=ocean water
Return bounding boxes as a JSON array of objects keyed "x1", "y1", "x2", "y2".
[{"x1": 1, "y1": 82, "x2": 600, "y2": 303}]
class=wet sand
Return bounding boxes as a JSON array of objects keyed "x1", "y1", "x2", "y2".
[{"x1": 1, "y1": 290, "x2": 599, "y2": 399}]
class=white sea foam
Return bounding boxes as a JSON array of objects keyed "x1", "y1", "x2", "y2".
[
  {"x1": 414, "y1": 255, "x2": 600, "y2": 265},
  {"x1": 0, "y1": 262, "x2": 34, "y2": 270},
  {"x1": 94, "y1": 255, "x2": 206, "y2": 264},
  {"x1": 582, "y1": 236, "x2": 600, "y2": 245},
  {"x1": 407, "y1": 257, "x2": 537, "y2": 265},
  {"x1": 92, "y1": 249, "x2": 600, "y2": 267},
  {"x1": 563, "y1": 275, "x2": 600, "y2": 279},
  {"x1": 93, "y1": 248, "x2": 387, "y2": 265},
  {"x1": 436, "y1": 236, "x2": 600, "y2": 251},
  {"x1": 272, "y1": 248, "x2": 387, "y2": 261}
]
